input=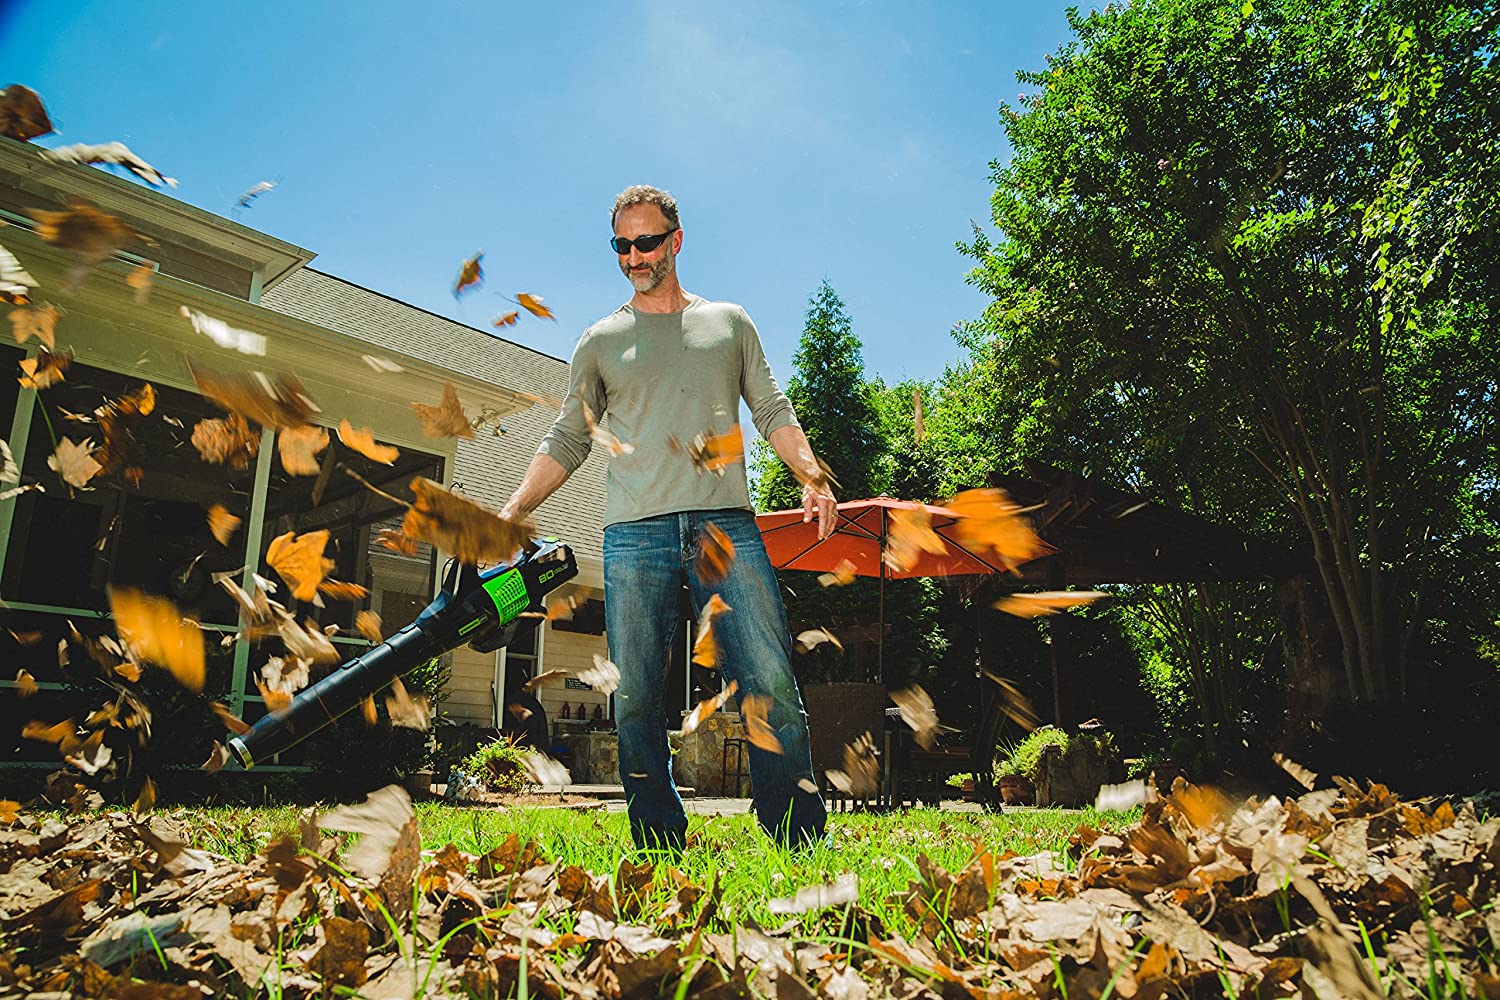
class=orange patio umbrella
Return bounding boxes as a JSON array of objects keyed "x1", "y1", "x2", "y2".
[{"x1": 756, "y1": 495, "x2": 1051, "y2": 681}]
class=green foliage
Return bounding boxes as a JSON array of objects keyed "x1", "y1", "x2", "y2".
[
  {"x1": 996, "y1": 728, "x2": 1069, "y2": 783},
  {"x1": 458, "y1": 735, "x2": 532, "y2": 794}
]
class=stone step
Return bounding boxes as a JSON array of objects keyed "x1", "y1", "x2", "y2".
[{"x1": 554, "y1": 783, "x2": 696, "y2": 800}]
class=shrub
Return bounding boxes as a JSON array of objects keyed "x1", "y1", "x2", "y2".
[
  {"x1": 459, "y1": 735, "x2": 533, "y2": 794},
  {"x1": 995, "y1": 728, "x2": 1069, "y2": 783}
]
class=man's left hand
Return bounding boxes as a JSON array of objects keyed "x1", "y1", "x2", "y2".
[{"x1": 802, "y1": 482, "x2": 838, "y2": 540}]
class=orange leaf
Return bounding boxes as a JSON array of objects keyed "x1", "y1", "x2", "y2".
[
  {"x1": 190, "y1": 362, "x2": 320, "y2": 429},
  {"x1": 113, "y1": 660, "x2": 142, "y2": 682},
  {"x1": 22, "y1": 719, "x2": 75, "y2": 744},
  {"x1": 8, "y1": 302, "x2": 61, "y2": 348},
  {"x1": 454, "y1": 252, "x2": 483, "y2": 297},
  {"x1": 401, "y1": 477, "x2": 531, "y2": 565},
  {"x1": 206, "y1": 504, "x2": 241, "y2": 545},
  {"x1": 126, "y1": 262, "x2": 154, "y2": 303},
  {"x1": 695, "y1": 522, "x2": 736, "y2": 586},
  {"x1": 411, "y1": 381, "x2": 474, "y2": 439},
  {"x1": 979, "y1": 670, "x2": 1040, "y2": 731},
  {"x1": 945, "y1": 488, "x2": 1054, "y2": 570},
  {"x1": 28, "y1": 198, "x2": 137, "y2": 267},
  {"x1": 515, "y1": 292, "x2": 554, "y2": 320},
  {"x1": 794, "y1": 628, "x2": 843, "y2": 654},
  {"x1": 361, "y1": 694, "x2": 378, "y2": 727},
  {"x1": 14, "y1": 669, "x2": 37, "y2": 698},
  {"x1": 191, "y1": 413, "x2": 260, "y2": 469},
  {"x1": 17, "y1": 346, "x2": 71, "y2": 390},
  {"x1": 883, "y1": 506, "x2": 946, "y2": 573},
  {"x1": 682, "y1": 680, "x2": 738, "y2": 736},
  {"x1": 132, "y1": 776, "x2": 156, "y2": 817},
  {"x1": 992, "y1": 590, "x2": 1107, "y2": 619},
  {"x1": 0, "y1": 800, "x2": 21, "y2": 825},
  {"x1": 890, "y1": 684, "x2": 939, "y2": 750},
  {"x1": 265, "y1": 529, "x2": 334, "y2": 602},
  {"x1": 385, "y1": 676, "x2": 431, "y2": 730},
  {"x1": 376, "y1": 528, "x2": 419, "y2": 556},
  {"x1": 277, "y1": 423, "x2": 330, "y2": 476},
  {"x1": 579, "y1": 401, "x2": 633, "y2": 456},
  {"x1": 818, "y1": 558, "x2": 858, "y2": 588},
  {"x1": 256, "y1": 675, "x2": 292, "y2": 712},
  {"x1": 522, "y1": 668, "x2": 569, "y2": 692},
  {"x1": 211, "y1": 701, "x2": 251, "y2": 735},
  {"x1": 338, "y1": 419, "x2": 399, "y2": 464},
  {"x1": 670, "y1": 425, "x2": 744, "y2": 476},
  {"x1": 492, "y1": 311, "x2": 519, "y2": 327},
  {"x1": 108, "y1": 587, "x2": 205, "y2": 691},
  {"x1": 355, "y1": 610, "x2": 383, "y2": 643},
  {"x1": 692, "y1": 594, "x2": 732, "y2": 668},
  {"x1": 740, "y1": 694, "x2": 783, "y2": 754},
  {"x1": 317, "y1": 580, "x2": 370, "y2": 601}
]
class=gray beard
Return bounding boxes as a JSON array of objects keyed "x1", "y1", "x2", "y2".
[{"x1": 622, "y1": 252, "x2": 673, "y2": 293}]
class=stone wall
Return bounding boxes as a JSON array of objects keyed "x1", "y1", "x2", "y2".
[{"x1": 671, "y1": 710, "x2": 747, "y2": 796}]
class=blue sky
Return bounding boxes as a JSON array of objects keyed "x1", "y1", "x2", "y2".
[{"x1": 1, "y1": 1, "x2": 1074, "y2": 388}]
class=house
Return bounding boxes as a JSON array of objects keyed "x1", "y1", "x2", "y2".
[{"x1": 0, "y1": 135, "x2": 611, "y2": 752}]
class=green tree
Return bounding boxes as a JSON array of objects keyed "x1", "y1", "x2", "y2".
[
  {"x1": 752, "y1": 281, "x2": 882, "y2": 510},
  {"x1": 959, "y1": 0, "x2": 1500, "y2": 717}
]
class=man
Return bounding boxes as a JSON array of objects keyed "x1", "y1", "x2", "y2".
[{"x1": 500, "y1": 185, "x2": 834, "y2": 851}]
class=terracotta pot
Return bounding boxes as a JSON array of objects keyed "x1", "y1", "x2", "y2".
[{"x1": 999, "y1": 775, "x2": 1034, "y2": 805}]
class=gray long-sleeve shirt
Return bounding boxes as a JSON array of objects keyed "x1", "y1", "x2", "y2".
[{"x1": 537, "y1": 294, "x2": 800, "y2": 527}]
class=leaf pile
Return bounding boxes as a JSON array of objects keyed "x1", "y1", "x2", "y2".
[{"x1": 0, "y1": 778, "x2": 1495, "y2": 997}]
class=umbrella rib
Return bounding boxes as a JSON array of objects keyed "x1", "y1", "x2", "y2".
[{"x1": 933, "y1": 530, "x2": 1012, "y2": 574}]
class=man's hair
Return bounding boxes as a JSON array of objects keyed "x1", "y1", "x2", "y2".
[{"x1": 611, "y1": 185, "x2": 680, "y2": 231}]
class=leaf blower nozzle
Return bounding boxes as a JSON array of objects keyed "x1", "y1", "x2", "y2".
[{"x1": 227, "y1": 537, "x2": 577, "y2": 769}]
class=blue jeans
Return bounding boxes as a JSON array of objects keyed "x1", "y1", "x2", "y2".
[{"x1": 604, "y1": 508, "x2": 827, "y2": 850}]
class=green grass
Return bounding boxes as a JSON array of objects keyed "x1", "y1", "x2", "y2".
[{"x1": 165, "y1": 802, "x2": 1134, "y2": 940}]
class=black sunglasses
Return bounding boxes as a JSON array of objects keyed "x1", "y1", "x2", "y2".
[{"x1": 610, "y1": 229, "x2": 678, "y2": 255}]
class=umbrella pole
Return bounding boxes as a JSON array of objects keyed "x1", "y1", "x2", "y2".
[{"x1": 878, "y1": 507, "x2": 886, "y2": 687}]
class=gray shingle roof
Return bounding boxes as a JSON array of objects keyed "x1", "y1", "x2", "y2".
[{"x1": 259, "y1": 269, "x2": 607, "y2": 564}]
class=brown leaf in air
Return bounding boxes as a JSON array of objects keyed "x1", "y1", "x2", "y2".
[
  {"x1": 993, "y1": 590, "x2": 1108, "y2": 618},
  {"x1": 210, "y1": 701, "x2": 250, "y2": 734},
  {"x1": 108, "y1": 587, "x2": 205, "y2": 691},
  {"x1": 891, "y1": 684, "x2": 940, "y2": 750},
  {"x1": 361, "y1": 694, "x2": 378, "y2": 727},
  {"x1": 411, "y1": 381, "x2": 474, "y2": 439},
  {"x1": 818, "y1": 558, "x2": 858, "y2": 587},
  {"x1": 14, "y1": 668, "x2": 38, "y2": 698},
  {"x1": 794, "y1": 627, "x2": 843, "y2": 654},
  {"x1": 190, "y1": 363, "x2": 320, "y2": 428},
  {"x1": 113, "y1": 660, "x2": 141, "y2": 682},
  {"x1": 206, "y1": 504, "x2": 241, "y2": 545},
  {"x1": 126, "y1": 262, "x2": 154, "y2": 303},
  {"x1": 692, "y1": 593, "x2": 732, "y2": 667},
  {"x1": 741, "y1": 694, "x2": 783, "y2": 754},
  {"x1": 516, "y1": 292, "x2": 554, "y2": 320},
  {"x1": 492, "y1": 310, "x2": 519, "y2": 327},
  {"x1": 42, "y1": 141, "x2": 177, "y2": 188},
  {"x1": 0, "y1": 800, "x2": 22, "y2": 825},
  {"x1": 0, "y1": 84, "x2": 53, "y2": 140},
  {"x1": 522, "y1": 668, "x2": 569, "y2": 692},
  {"x1": 265, "y1": 529, "x2": 334, "y2": 602},
  {"x1": 576, "y1": 654, "x2": 621, "y2": 695},
  {"x1": 979, "y1": 669, "x2": 1040, "y2": 732},
  {"x1": 1272, "y1": 752, "x2": 1318, "y2": 791},
  {"x1": 338, "y1": 419, "x2": 399, "y2": 464},
  {"x1": 191, "y1": 412, "x2": 260, "y2": 469},
  {"x1": 277, "y1": 423, "x2": 329, "y2": 475},
  {"x1": 132, "y1": 776, "x2": 156, "y2": 817},
  {"x1": 317, "y1": 580, "x2": 369, "y2": 601},
  {"x1": 695, "y1": 521, "x2": 736, "y2": 585},
  {"x1": 945, "y1": 487, "x2": 1054, "y2": 570},
  {"x1": 8, "y1": 302, "x2": 61, "y2": 347},
  {"x1": 18, "y1": 346, "x2": 71, "y2": 390},
  {"x1": 385, "y1": 676, "x2": 432, "y2": 730},
  {"x1": 506, "y1": 701, "x2": 532, "y2": 722},
  {"x1": 401, "y1": 477, "x2": 531, "y2": 565},
  {"x1": 579, "y1": 401, "x2": 633, "y2": 456},
  {"x1": 376, "y1": 527, "x2": 420, "y2": 556},
  {"x1": 884, "y1": 505, "x2": 947, "y2": 572},
  {"x1": 23, "y1": 718, "x2": 75, "y2": 745},
  {"x1": 669, "y1": 424, "x2": 744, "y2": 477},
  {"x1": 355, "y1": 610, "x2": 383, "y2": 643},
  {"x1": 826, "y1": 731, "x2": 881, "y2": 798},
  {"x1": 256, "y1": 675, "x2": 291, "y2": 712},
  {"x1": 92, "y1": 382, "x2": 156, "y2": 481},
  {"x1": 201, "y1": 740, "x2": 229, "y2": 773},
  {"x1": 682, "y1": 679, "x2": 738, "y2": 736},
  {"x1": 28, "y1": 198, "x2": 137, "y2": 267},
  {"x1": 454, "y1": 252, "x2": 483, "y2": 297}
]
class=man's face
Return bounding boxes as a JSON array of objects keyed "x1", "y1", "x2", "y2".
[{"x1": 614, "y1": 203, "x2": 679, "y2": 293}]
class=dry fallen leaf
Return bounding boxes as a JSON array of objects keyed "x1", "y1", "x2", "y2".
[
  {"x1": 361, "y1": 353, "x2": 403, "y2": 373},
  {"x1": 826, "y1": 731, "x2": 881, "y2": 798},
  {"x1": 13, "y1": 668, "x2": 38, "y2": 698},
  {"x1": 794, "y1": 627, "x2": 843, "y2": 654},
  {"x1": 0, "y1": 84, "x2": 53, "y2": 141},
  {"x1": 522, "y1": 668, "x2": 569, "y2": 692},
  {"x1": 891, "y1": 685, "x2": 940, "y2": 749},
  {"x1": 682, "y1": 679, "x2": 739, "y2": 736},
  {"x1": 265, "y1": 529, "x2": 334, "y2": 602},
  {"x1": 22, "y1": 718, "x2": 76, "y2": 745},
  {"x1": 317, "y1": 580, "x2": 369, "y2": 601},
  {"x1": 126, "y1": 262, "x2": 153, "y2": 303},
  {"x1": 692, "y1": 594, "x2": 732, "y2": 668},
  {"x1": 670, "y1": 425, "x2": 745, "y2": 477},
  {"x1": 818, "y1": 558, "x2": 858, "y2": 588},
  {"x1": 401, "y1": 477, "x2": 531, "y2": 565},
  {"x1": 515, "y1": 292, "x2": 554, "y2": 320},
  {"x1": 132, "y1": 776, "x2": 156, "y2": 817},
  {"x1": 256, "y1": 675, "x2": 292, "y2": 712},
  {"x1": 741, "y1": 694, "x2": 783, "y2": 754},
  {"x1": 385, "y1": 676, "x2": 432, "y2": 730},
  {"x1": 337, "y1": 419, "x2": 399, "y2": 464},
  {"x1": 277, "y1": 423, "x2": 330, "y2": 476},
  {"x1": 883, "y1": 505, "x2": 947, "y2": 573},
  {"x1": 8, "y1": 302, "x2": 61, "y2": 347},
  {"x1": 191, "y1": 412, "x2": 260, "y2": 469},
  {"x1": 0, "y1": 243, "x2": 37, "y2": 305},
  {"x1": 355, "y1": 610, "x2": 383, "y2": 643},
  {"x1": 260, "y1": 655, "x2": 311, "y2": 700},
  {"x1": 521, "y1": 751, "x2": 571, "y2": 786},
  {"x1": 235, "y1": 179, "x2": 276, "y2": 210},
  {"x1": 28, "y1": 198, "x2": 138, "y2": 268},
  {"x1": 580, "y1": 401, "x2": 634, "y2": 456},
  {"x1": 492, "y1": 311, "x2": 519, "y2": 327},
  {"x1": 1, "y1": 438, "x2": 18, "y2": 483},
  {"x1": 993, "y1": 591, "x2": 1108, "y2": 618},
  {"x1": 375, "y1": 527, "x2": 419, "y2": 556},
  {"x1": 411, "y1": 381, "x2": 475, "y2": 439},
  {"x1": 17, "y1": 346, "x2": 71, "y2": 390},
  {"x1": 767, "y1": 873, "x2": 859, "y2": 915},
  {"x1": 320, "y1": 785, "x2": 416, "y2": 881},
  {"x1": 945, "y1": 488, "x2": 1054, "y2": 570},
  {"x1": 206, "y1": 504, "x2": 241, "y2": 545},
  {"x1": 0, "y1": 800, "x2": 22, "y2": 825},
  {"x1": 191, "y1": 363, "x2": 320, "y2": 429},
  {"x1": 979, "y1": 669, "x2": 1041, "y2": 732},
  {"x1": 42, "y1": 141, "x2": 177, "y2": 188},
  {"x1": 695, "y1": 521, "x2": 736, "y2": 585},
  {"x1": 108, "y1": 588, "x2": 205, "y2": 691},
  {"x1": 1273, "y1": 752, "x2": 1318, "y2": 791},
  {"x1": 201, "y1": 740, "x2": 230, "y2": 773},
  {"x1": 210, "y1": 701, "x2": 250, "y2": 735},
  {"x1": 178, "y1": 306, "x2": 267, "y2": 355},
  {"x1": 576, "y1": 654, "x2": 621, "y2": 695},
  {"x1": 454, "y1": 252, "x2": 483, "y2": 297},
  {"x1": 361, "y1": 694, "x2": 378, "y2": 727}
]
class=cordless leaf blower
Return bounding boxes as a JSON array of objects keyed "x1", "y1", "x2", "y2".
[{"x1": 227, "y1": 537, "x2": 577, "y2": 769}]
